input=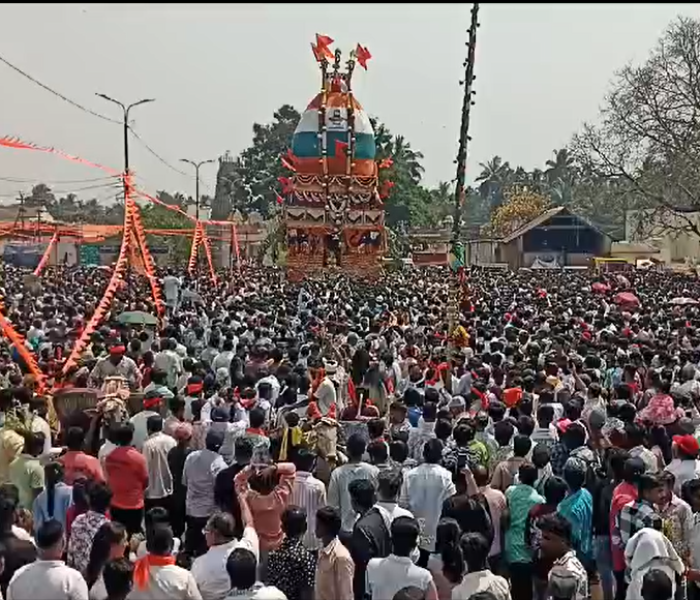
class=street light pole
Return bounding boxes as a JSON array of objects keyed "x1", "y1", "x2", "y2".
[
  {"x1": 179, "y1": 158, "x2": 215, "y2": 220},
  {"x1": 95, "y1": 94, "x2": 155, "y2": 202}
]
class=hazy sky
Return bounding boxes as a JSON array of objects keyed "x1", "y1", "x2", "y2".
[{"x1": 0, "y1": 3, "x2": 697, "y2": 204}]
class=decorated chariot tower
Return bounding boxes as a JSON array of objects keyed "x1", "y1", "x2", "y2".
[{"x1": 280, "y1": 35, "x2": 386, "y2": 279}]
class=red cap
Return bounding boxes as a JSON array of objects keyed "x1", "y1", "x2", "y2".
[
  {"x1": 556, "y1": 418, "x2": 572, "y2": 434},
  {"x1": 673, "y1": 434, "x2": 700, "y2": 457},
  {"x1": 186, "y1": 382, "x2": 203, "y2": 395},
  {"x1": 109, "y1": 345, "x2": 126, "y2": 355}
]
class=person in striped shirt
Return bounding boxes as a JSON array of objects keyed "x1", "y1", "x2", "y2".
[{"x1": 291, "y1": 448, "x2": 327, "y2": 551}]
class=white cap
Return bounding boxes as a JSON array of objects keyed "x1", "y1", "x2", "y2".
[{"x1": 251, "y1": 587, "x2": 288, "y2": 600}]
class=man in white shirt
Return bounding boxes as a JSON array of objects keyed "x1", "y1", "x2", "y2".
[
  {"x1": 87, "y1": 346, "x2": 142, "y2": 391},
  {"x1": 450, "y1": 531, "x2": 510, "y2": 600},
  {"x1": 183, "y1": 430, "x2": 228, "y2": 557},
  {"x1": 130, "y1": 392, "x2": 165, "y2": 452},
  {"x1": 142, "y1": 415, "x2": 177, "y2": 511},
  {"x1": 376, "y1": 469, "x2": 414, "y2": 526},
  {"x1": 665, "y1": 434, "x2": 700, "y2": 495},
  {"x1": 315, "y1": 363, "x2": 337, "y2": 416},
  {"x1": 7, "y1": 519, "x2": 88, "y2": 600},
  {"x1": 366, "y1": 516, "x2": 438, "y2": 600},
  {"x1": 98, "y1": 424, "x2": 119, "y2": 473},
  {"x1": 328, "y1": 434, "x2": 379, "y2": 535},
  {"x1": 256, "y1": 368, "x2": 280, "y2": 407},
  {"x1": 192, "y1": 509, "x2": 259, "y2": 600},
  {"x1": 400, "y1": 439, "x2": 456, "y2": 565},
  {"x1": 222, "y1": 548, "x2": 284, "y2": 600},
  {"x1": 162, "y1": 272, "x2": 182, "y2": 313},
  {"x1": 212, "y1": 340, "x2": 236, "y2": 373},
  {"x1": 128, "y1": 524, "x2": 201, "y2": 600},
  {"x1": 290, "y1": 449, "x2": 327, "y2": 551},
  {"x1": 154, "y1": 338, "x2": 183, "y2": 390}
]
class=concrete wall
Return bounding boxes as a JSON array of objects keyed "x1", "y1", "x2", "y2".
[{"x1": 626, "y1": 208, "x2": 700, "y2": 263}]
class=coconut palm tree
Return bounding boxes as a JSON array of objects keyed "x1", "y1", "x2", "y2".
[
  {"x1": 475, "y1": 156, "x2": 513, "y2": 208},
  {"x1": 369, "y1": 117, "x2": 392, "y2": 159},
  {"x1": 391, "y1": 135, "x2": 425, "y2": 184},
  {"x1": 427, "y1": 181, "x2": 454, "y2": 225},
  {"x1": 545, "y1": 148, "x2": 576, "y2": 185}
]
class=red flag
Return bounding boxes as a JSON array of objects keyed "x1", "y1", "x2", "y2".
[
  {"x1": 275, "y1": 192, "x2": 284, "y2": 205},
  {"x1": 277, "y1": 176, "x2": 293, "y2": 194},
  {"x1": 316, "y1": 33, "x2": 334, "y2": 49},
  {"x1": 311, "y1": 43, "x2": 323, "y2": 62},
  {"x1": 335, "y1": 140, "x2": 349, "y2": 157},
  {"x1": 312, "y1": 35, "x2": 334, "y2": 61},
  {"x1": 379, "y1": 180, "x2": 395, "y2": 199},
  {"x1": 281, "y1": 156, "x2": 296, "y2": 171},
  {"x1": 355, "y1": 44, "x2": 372, "y2": 70}
]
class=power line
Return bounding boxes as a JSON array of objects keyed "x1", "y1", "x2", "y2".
[
  {"x1": 0, "y1": 181, "x2": 122, "y2": 199},
  {"x1": 0, "y1": 51, "x2": 216, "y2": 193},
  {"x1": 0, "y1": 174, "x2": 119, "y2": 184},
  {"x1": 128, "y1": 128, "x2": 214, "y2": 193},
  {"x1": 127, "y1": 127, "x2": 189, "y2": 177},
  {"x1": 48, "y1": 181, "x2": 123, "y2": 195},
  {"x1": 0, "y1": 53, "x2": 120, "y2": 125}
]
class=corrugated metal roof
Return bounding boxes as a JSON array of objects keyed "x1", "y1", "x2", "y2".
[
  {"x1": 501, "y1": 206, "x2": 611, "y2": 244},
  {"x1": 501, "y1": 206, "x2": 566, "y2": 243}
]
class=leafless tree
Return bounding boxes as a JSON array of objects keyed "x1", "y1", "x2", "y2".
[{"x1": 572, "y1": 17, "x2": 700, "y2": 238}]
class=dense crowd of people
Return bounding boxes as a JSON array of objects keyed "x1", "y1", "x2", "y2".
[{"x1": 0, "y1": 263, "x2": 698, "y2": 600}]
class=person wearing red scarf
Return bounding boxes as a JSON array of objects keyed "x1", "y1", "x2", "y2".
[{"x1": 132, "y1": 525, "x2": 198, "y2": 597}]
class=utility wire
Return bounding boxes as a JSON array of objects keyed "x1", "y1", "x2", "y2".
[
  {"x1": 0, "y1": 181, "x2": 122, "y2": 199},
  {"x1": 0, "y1": 53, "x2": 121, "y2": 125},
  {"x1": 47, "y1": 181, "x2": 123, "y2": 195},
  {"x1": 127, "y1": 126, "x2": 190, "y2": 177},
  {"x1": 0, "y1": 51, "x2": 212, "y2": 190},
  {"x1": 128, "y1": 134, "x2": 214, "y2": 194},
  {"x1": 0, "y1": 174, "x2": 119, "y2": 184}
]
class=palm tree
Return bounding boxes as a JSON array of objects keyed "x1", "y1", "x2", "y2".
[
  {"x1": 475, "y1": 156, "x2": 513, "y2": 208},
  {"x1": 392, "y1": 135, "x2": 425, "y2": 183},
  {"x1": 369, "y1": 117, "x2": 392, "y2": 159},
  {"x1": 545, "y1": 148, "x2": 576, "y2": 185},
  {"x1": 513, "y1": 166, "x2": 528, "y2": 185},
  {"x1": 428, "y1": 181, "x2": 454, "y2": 225}
]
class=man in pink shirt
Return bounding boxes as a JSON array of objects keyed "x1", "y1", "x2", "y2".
[
  {"x1": 234, "y1": 461, "x2": 296, "y2": 577},
  {"x1": 60, "y1": 427, "x2": 105, "y2": 485}
]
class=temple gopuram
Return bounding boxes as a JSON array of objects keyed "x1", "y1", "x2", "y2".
[{"x1": 280, "y1": 35, "x2": 386, "y2": 280}]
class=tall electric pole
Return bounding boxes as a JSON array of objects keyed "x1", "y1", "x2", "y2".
[
  {"x1": 453, "y1": 3, "x2": 480, "y2": 243},
  {"x1": 179, "y1": 158, "x2": 215, "y2": 220},
  {"x1": 95, "y1": 94, "x2": 155, "y2": 202}
]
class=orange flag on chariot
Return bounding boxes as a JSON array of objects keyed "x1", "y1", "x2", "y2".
[
  {"x1": 355, "y1": 44, "x2": 372, "y2": 69},
  {"x1": 316, "y1": 33, "x2": 334, "y2": 48},
  {"x1": 311, "y1": 41, "x2": 333, "y2": 62}
]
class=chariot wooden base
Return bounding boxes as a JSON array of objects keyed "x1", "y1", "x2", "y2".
[{"x1": 286, "y1": 253, "x2": 384, "y2": 281}]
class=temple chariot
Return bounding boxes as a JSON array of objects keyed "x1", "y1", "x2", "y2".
[{"x1": 281, "y1": 36, "x2": 386, "y2": 280}]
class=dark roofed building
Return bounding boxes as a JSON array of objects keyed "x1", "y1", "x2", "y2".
[{"x1": 498, "y1": 206, "x2": 613, "y2": 269}]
